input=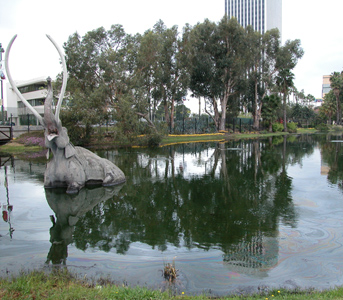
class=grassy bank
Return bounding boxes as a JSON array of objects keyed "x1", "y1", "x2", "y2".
[
  {"x1": 1, "y1": 270, "x2": 343, "y2": 300},
  {"x1": 0, "y1": 128, "x2": 320, "y2": 155},
  {"x1": 0, "y1": 131, "x2": 45, "y2": 155}
]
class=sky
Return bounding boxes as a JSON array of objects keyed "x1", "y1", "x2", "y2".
[{"x1": 1, "y1": 0, "x2": 343, "y2": 107}]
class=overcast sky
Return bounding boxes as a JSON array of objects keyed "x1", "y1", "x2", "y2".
[{"x1": 1, "y1": 0, "x2": 343, "y2": 104}]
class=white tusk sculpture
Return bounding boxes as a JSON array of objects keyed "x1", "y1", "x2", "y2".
[{"x1": 5, "y1": 35, "x2": 126, "y2": 194}]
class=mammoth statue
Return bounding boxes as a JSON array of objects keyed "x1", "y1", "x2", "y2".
[{"x1": 5, "y1": 35, "x2": 126, "y2": 194}]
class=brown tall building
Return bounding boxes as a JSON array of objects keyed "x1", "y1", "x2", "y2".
[{"x1": 322, "y1": 75, "x2": 331, "y2": 98}]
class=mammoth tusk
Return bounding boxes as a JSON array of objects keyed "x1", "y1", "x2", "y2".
[
  {"x1": 45, "y1": 34, "x2": 68, "y2": 124},
  {"x1": 5, "y1": 35, "x2": 44, "y2": 125}
]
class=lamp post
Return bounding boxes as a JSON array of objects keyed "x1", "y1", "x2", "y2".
[{"x1": 0, "y1": 43, "x2": 5, "y2": 124}]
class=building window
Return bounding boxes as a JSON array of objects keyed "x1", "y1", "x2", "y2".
[
  {"x1": 18, "y1": 83, "x2": 47, "y2": 94},
  {"x1": 18, "y1": 98, "x2": 45, "y2": 108},
  {"x1": 19, "y1": 114, "x2": 37, "y2": 126}
]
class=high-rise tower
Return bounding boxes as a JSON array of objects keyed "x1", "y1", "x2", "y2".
[{"x1": 225, "y1": 0, "x2": 282, "y2": 38}]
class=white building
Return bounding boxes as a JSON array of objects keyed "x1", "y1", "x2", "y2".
[
  {"x1": 225, "y1": 0, "x2": 282, "y2": 38},
  {"x1": 6, "y1": 77, "x2": 48, "y2": 126}
]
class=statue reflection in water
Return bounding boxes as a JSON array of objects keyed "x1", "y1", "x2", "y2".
[{"x1": 45, "y1": 185, "x2": 123, "y2": 266}]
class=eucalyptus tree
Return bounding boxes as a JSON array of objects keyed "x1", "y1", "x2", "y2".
[
  {"x1": 136, "y1": 21, "x2": 189, "y2": 131},
  {"x1": 136, "y1": 28, "x2": 161, "y2": 122},
  {"x1": 244, "y1": 27, "x2": 264, "y2": 130},
  {"x1": 154, "y1": 21, "x2": 189, "y2": 131},
  {"x1": 63, "y1": 25, "x2": 136, "y2": 127},
  {"x1": 189, "y1": 17, "x2": 247, "y2": 131},
  {"x1": 330, "y1": 71, "x2": 343, "y2": 125},
  {"x1": 243, "y1": 27, "x2": 282, "y2": 130},
  {"x1": 275, "y1": 39, "x2": 304, "y2": 132}
]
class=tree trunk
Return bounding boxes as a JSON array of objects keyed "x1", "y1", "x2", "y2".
[
  {"x1": 164, "y1": 97, "x2": 170, "y2": 130},
  {"x1": 198, "y1": 97, "x2": 201, "y2": 119},
  {"x1": 170, "y1": 98, "x2": 175, "y2": 131},
  {"x1": 208, "y1": 98, "x2": 220, "y2": 131},
  {"x1": 283, "y1": 91, "x2": 288, "y2": 132},
  {"x1": 219, "y1": 93, "x2": 229, "y2": 131},
  {"x1": 333, "y1": 89, "x2": 341, "y2": 125},
  {"x1": 337, "y1": 98, "x2": 342, "y2": 125},
  {"x1": 253, "y1": 79, "x2": 259, "y2": 130},
  {"x1": 135, "y1": 112, "x2": 158, "y2": 133},
  {"x1": 268, "y1": 122, "x2": 272, "y2": 132}
]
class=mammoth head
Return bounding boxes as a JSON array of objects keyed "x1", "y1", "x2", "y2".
[{"x1": 43, "y1": 78, "x2": 75, "y2": 158}]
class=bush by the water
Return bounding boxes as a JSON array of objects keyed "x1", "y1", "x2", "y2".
[
  {"x1": 315, "y1": 123, "x2": 329, "y2": 131},
  {"x1": 272, "y1": 122, "x2": 284, "y2": 132},
  {"x1": 272, "y1": 122, "x2": 297, "y2": 133},
  {"x1": 287, "y1": 121, "x2": 297, "y2": 133}
]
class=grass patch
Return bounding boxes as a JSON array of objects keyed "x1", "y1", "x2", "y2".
[
  {"x1": 0, "y1": 142, "x2": 42, "y2": 154},
  {"x1": 162, "y1": 133, "x2": 226, "y2": 146},
  {"x1": 0, "y1": 131, "x2": 45, "y2": 155},
  {"x1": 0, "y1": 269, "x2": 171, "y2": 300},
  {"x1": 1, "y1": 270, "x2": 343, "y2": 299},
  {"x1": 297, "y1": 128, "x2": 317, "y2": 134}
]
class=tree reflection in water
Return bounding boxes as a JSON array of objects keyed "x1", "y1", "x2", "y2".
[{"x1": 43, "y1": 134, "x2": 342, "y2": 275}]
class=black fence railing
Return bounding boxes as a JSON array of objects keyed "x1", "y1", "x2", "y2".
[
  {"x1": 169, "y1": 117, "x2": 256, "y2": 134},
  {"x1": 227, "y1": 117, "x2": 254, "y2": 133}
]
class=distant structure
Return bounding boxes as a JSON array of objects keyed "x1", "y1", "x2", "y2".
[
  {"x1": 322, "y1": 75, "x2": 331, "y2": 98},
  {"x1": 225, "y1": 0, "x2": 282, "y2": 39},
  {"x1": 6, "y1": 77, "x2": 47, "y2": 126}
]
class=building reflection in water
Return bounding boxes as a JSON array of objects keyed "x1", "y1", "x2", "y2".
[{"x1": 223, "y1": 232, "x2": 279, "y2": 276}]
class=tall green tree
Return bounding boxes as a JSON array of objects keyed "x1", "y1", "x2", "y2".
[
  {"x1": 330, "y1": 71, "x2": 343, "y2": 125},
  {"x1": 137, "y1": 21, "x2": 189, "y2": 131},
  {"x1": 245, "y1": 28, "x2": 281, "y2": 130},
  {"x1": 320, "y1": 90, "x2": 336, "y2": 124},
  {"x1": 244, "y1": 27, "x2": 264, "y2": 130},
  {"x1": 136, "y1": 29, "x2": 161, "y2": 122},
  {"x1": 189, "y1": 17, "x2": 247, "y2": 131},
  {"x1": 63, "y1": 25, "x2": 134, "y2": 125},
  {"x1": 275, "y1": 39, "x2": 304, "y2": 132}
]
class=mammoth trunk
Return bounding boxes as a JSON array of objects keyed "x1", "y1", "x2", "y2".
[{"x1": 44, "y1": 78, "x2": 58, "y2": 139}]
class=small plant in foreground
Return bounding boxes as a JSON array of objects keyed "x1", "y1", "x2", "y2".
[{"x1": 163, "y1": 259, "x2": 178, "y2": 282}]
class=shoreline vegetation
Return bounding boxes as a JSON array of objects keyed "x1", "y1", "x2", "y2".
[
  {"x1": 1, "y1": 128, "x2": 343, "y2": 299},
  {"x1": 0, "y1": 127, "x2": 323, "y2": 155},
  {"x1": 1, "y1": 269, "x2": 343, "y2": 299}
]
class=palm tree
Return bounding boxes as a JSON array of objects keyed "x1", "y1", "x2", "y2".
[
  {"x1": 276, "y1": 69, "x2": 294, "y2": 132},
  {"x1": 261, "y1": 94, "x2": 281, "y2": 132},
  {"x1": 320, "y1": 90, "x2": 337, "y2": 125}
]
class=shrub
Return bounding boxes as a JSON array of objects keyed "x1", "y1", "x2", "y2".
[
  {"x1": 315, "y1": 123, "x2": 329, "y2": 131},
  {"x1": 331, "y1": 125, "x2": 343, "y2": 132},
  {"x1": 137, "y1": 132, "x2": 163, "y2": 147},
  {"x1": 147, "y1": 133, "x2": 163, "y2": 147},
  {"x1": 287, "y1": 122, "x2": 297, "y2": 133},
  {"x1": 272, "y1": 122, "x2": 283, "y2": 132}
]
